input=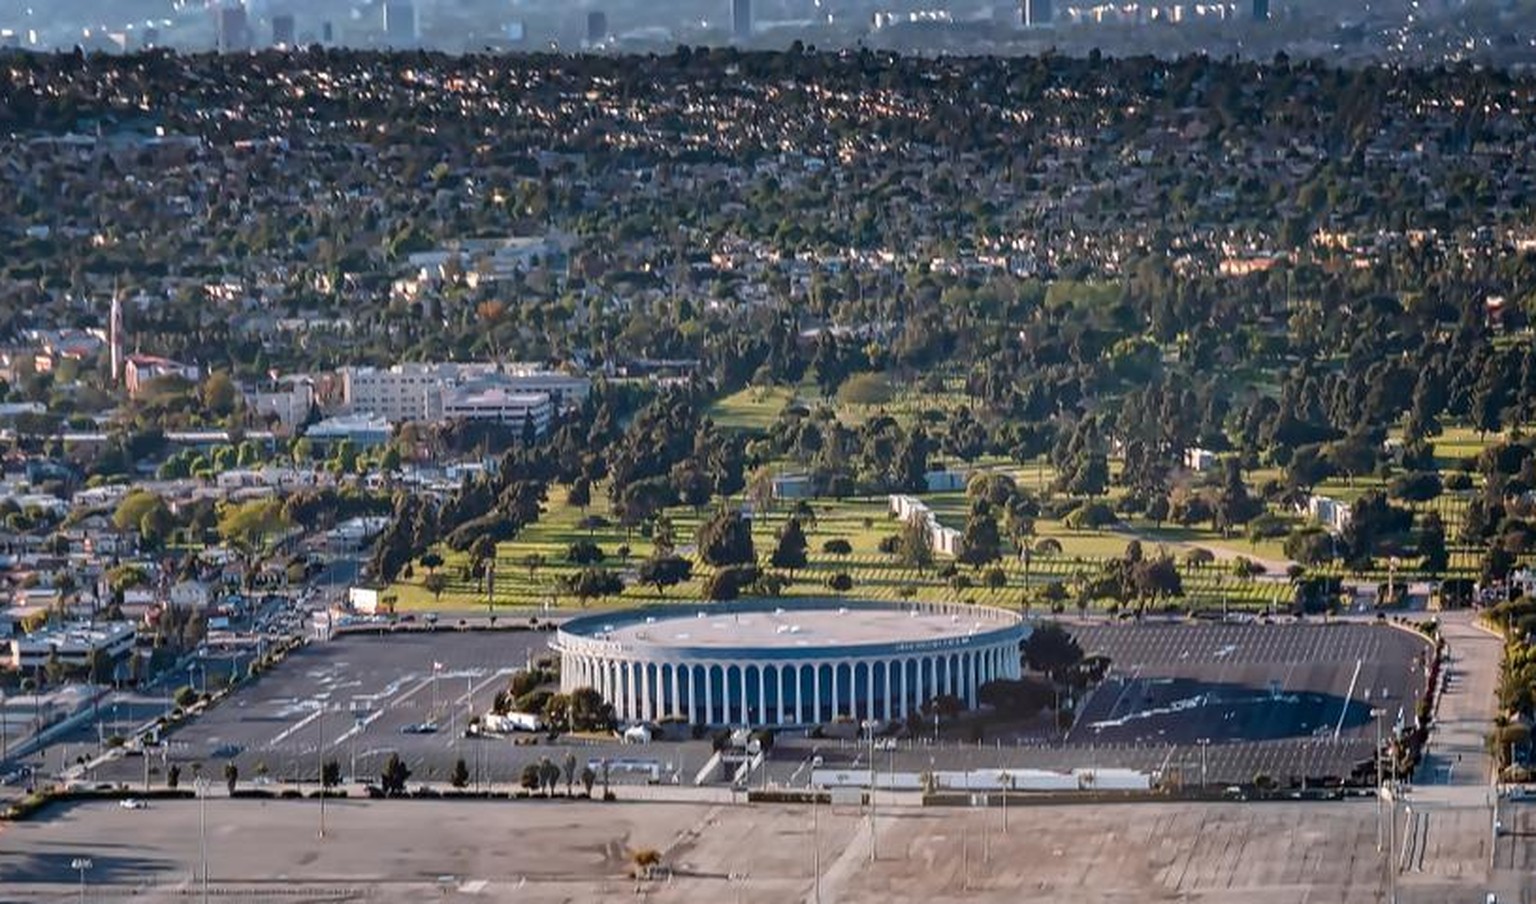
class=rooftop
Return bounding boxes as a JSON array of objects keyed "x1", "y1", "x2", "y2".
[{"x1": 563, "y1": 600, "x2": 1022, "y2": 653}]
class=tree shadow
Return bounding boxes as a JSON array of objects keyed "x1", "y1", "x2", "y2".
[{"x1": 1068, "y1": 677, "x2": 1375, "y2": 745}]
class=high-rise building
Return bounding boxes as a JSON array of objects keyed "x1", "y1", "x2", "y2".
[
  {"x1": 382, "y1": 2, "x2": 418, "y2": 46},
  {"x1": 1251, "y1": 0, "x2": 1270, "y2": 20},
  {"x1": 108, "y1": 292, "x2": 123, "y2": 384},
  {"x1": 321, "y1": 21, "x2": 334, "y2": 43},
  {"x1": 732, "y1": 0, "x2": 752, "y2": 40},
  {"x1": 271, "y1": 13, "x2": 295, "y2": 46},
  {"x1": 586, "y1": 10, "x2": 608, "y2": 45},
  {"x1": 215, "y1": 3, "x2": 252, "y2": 53},
  {"x1": 1023, "y1": 0, "x2": 1053, "y2": 26}
]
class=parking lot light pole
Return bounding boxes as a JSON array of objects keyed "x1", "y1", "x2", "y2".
[
  {"x1": 861, "y1": 719, "x2": 877, "y2": 862},
  {"x1": 195, "y1": 777, "x2": 210, "y2": 904},
  {"x1": 70, "y1": 857, "x2": 91, "y2": 904},
  {"x1": 1196, "y1": 739, "x2": 1210, "y2": 789},
  {"x1": 317, "y1": 705, "x2": 327, "y2": 840}
]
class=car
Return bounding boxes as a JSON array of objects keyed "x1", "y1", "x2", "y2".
[
  {"x1": 400, "y1": 722, "x2": 439, "y2": 735},
  {"x1": 120, "y1": 798, "x2": 148, "y2": 810}
]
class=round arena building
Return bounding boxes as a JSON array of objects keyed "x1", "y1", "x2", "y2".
[{"x1": 552, "y1": 599, "x2": 1027, "y2": 727}]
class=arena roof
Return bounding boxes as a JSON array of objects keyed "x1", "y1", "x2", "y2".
[{"x1": 563, "y1": 600, "x2": 1021, "y2": 654}]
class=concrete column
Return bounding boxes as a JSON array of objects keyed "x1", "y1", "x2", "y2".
[
  {"x1": 966, "y1": 652, "x2": 978, "y2": 709},
  {"x1": 884, "y1": 656, "x2": 897, "y2": 718},
  {"x1": 627, "y1": 662, "x2": 639, "y2": 722},
  {"x1": 813, "y1": 665, "x2": 822, "y2": 724},
  {"x1": 864, "y1": 662, "x2": 875, "y2": 722},
  {"x1": 758, "y1": 665, "x2": 768, "y2": 725},
  {"x1": 686, "y1": 665, "x2": 698, "y2": 724},
  {"x1": 795, "y1": 664, "x2": 805, "y2": 725},
  {"x1": 831, "y1": 663, "x2": 841, "y2": 721},
  {"x1": 669, "y1": 663, "x2": 680, "y2": 719},
  {"x1": 705, "y1": 665, "x2": 715, "y2": 725},
  {"x1": 899, "y1": 658, "x2": 909, "y2": 719}
]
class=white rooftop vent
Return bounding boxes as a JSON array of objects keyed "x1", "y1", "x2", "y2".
[
  {"x1": 646, "y1": 616, "x2": 656, "y2": 624},
  {"x1": 776, "y1": 625, "x2": 789, "y2": 634},
  {"x1": 838, "y1": 607, "x2": 848, "y2": 615},
  {"x1": 775, "y1": 607, "x2": 785, "y2": 614},
  {"x1": 697, "y1": 612, "x2": 706, "y2": 618},
  {"x1": 789, "y1": 625, "x2": 802, "y2": 633}
]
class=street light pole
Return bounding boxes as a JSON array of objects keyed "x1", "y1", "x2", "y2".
[
  {"x1": 811, "y1": 785, "x2": 822, "y2": 904},
  {"x1": 196, "y1": 777, "x2": 209, "y2": 904},
  {"x1": 862, "y1": 720, "x2": 877, "y2": 863},
  {"x1": 317, "y1": 705, "x2": 327, "y2": 840},
  {"x1": 1375, "y1": 709, "x2": 1385, "y2": 851},
  {"x1": 71, "y1": 857, "x2": 91, "y2": 904}
]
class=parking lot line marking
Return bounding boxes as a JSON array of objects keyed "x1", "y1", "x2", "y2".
[{"x1": 1333, "y1": 659, "x2": 1362, "y2": 740}]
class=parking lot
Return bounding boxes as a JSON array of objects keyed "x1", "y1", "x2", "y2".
[
  {"x1": 3, "y1": 796, "x2": 1527, "y2": 903},
  {"x1": 90, "y1": 629, "x2": 553, "y2": 788},
  {"x1": 1063, "y1": 621, "x2": 1432, "y2": 784}
]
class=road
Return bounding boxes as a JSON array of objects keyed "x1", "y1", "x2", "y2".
[{"x1": 1417, "y1": 611, "x2": 1501, "y2": 788}]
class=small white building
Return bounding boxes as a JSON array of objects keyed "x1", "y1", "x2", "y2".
[
  {"x1": 169, "y1": 579, "x2": 213, "y2": 609},
  {"x1": 1305, "y1": 495, "x2": 1352, "y2": 534},
  {"x1": 924, "y1": 470, "x2": 967, "y2": 493},
  {"x1": 1184, "y1": 448, "x2": 1217, "y2": 472}
]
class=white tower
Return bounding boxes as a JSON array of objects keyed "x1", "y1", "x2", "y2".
[{"x1": 109, "y1": 291, "x2": 123, "y2": 383}]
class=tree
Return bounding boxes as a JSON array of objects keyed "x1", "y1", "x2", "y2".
[
  {"x1": 224, "y1": 762, "x2": 238, "y2": 794},
  {"x1": 563, "y1": 752, "x2": 578, "y2": 796},
  {"x1": 696, "y1": 508, "x2": 755, "y2": 568},
  {"x1": 419, "y1": 552, "x2": 444, "y2": 573},
  {"x1": 770, "y1": 518, "x2": 809, "y2": 574},
  {"x1": 1022, "y1": 623, "x2": 1084, "y2": 680},
  {"x1": 322, "y1": 759, "x2": 341, "y2": 789},
  {"x1": 538, "y1": 757, "x2": 562, "y2": 796},
  {"x1": 580, "y1": 765, "x2": 597, "y2": 797},
  {"x1": 167, "y1": 764, "x2": 181, "y2": 789},
  {"x1": 561, "y1": 568, "x2": 625, "y2": 605},
  {"x1": 822, "y1": 538, "x2": 853, "y2": 556},
  {"x1": 567, "y1": 477, "x2": 592, "y2": 510},
  {"x1": 380, "y1": 753, "x2": 411, "y2": 796},
  {"x1": 423, "y1": 573, "x2": 449, "y2": 600},
  {"x1": 826, "y1": 572, "x2": 854, "y2": 593},
  {"x1": 638, "y1": 554, "x2": 693, "y2": 595},
  {"x1": 1419, "y1": 511, "x2": 1449, "y2": 575},
  {"x1": 202, "y1": 371, "x2": 239, "y2": 417},
  {"x1": 704, "y1": 565, "x2": 759, "y2": 601},
  {"x1": 450, "y1": 757, "x2": 470, "y2": 789},
  {"x1": 898, "y1": 517, "x2": 934, "y2": 573},
  {"x1": 958, "y1": 502, "x2": 1002, "y2": 568},
  {"x1": 565, "y1": 539, "x2": 606, "y2": 565}
]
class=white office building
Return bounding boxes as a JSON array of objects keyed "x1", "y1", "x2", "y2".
[
  {"x1": 341, "y1": 363, "x2": 588, "y2": 424},
  {"x1": 8, "y1": 621, "x2": 135, "y2": 670},
  {"x1": 440, "y1": 385, "x2": 552, "y2": 434}
]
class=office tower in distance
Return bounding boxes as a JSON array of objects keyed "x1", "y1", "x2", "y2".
[
  {"x1": 383, "y1": 2, "x2": 418, "y2": 47},
  {"x1": 321, "y1": 20, "x2": 334, "y2": 43},
  {"x1": 271, "y1": 13, "x2": 295, "y2": 46},
  {"x1": 586, "y1": 10, "x2": 607, "y2": 44},
  {"x1": 1023, "y1": 0, "x2": 1052, "y2": 26},
  {"x1": 216, "y1": 2, "x2": 252, "y2": 52},
  {"x1": 1252, "y1": 0, "x2": 1270, "y2": 20},
  {"x1": 732, "y1": 0, "x2": 752, "y2": 41}
]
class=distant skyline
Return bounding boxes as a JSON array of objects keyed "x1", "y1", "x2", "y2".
[{"x1": 0, "y1": 0, "x2": 1532, "y2": 66}]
